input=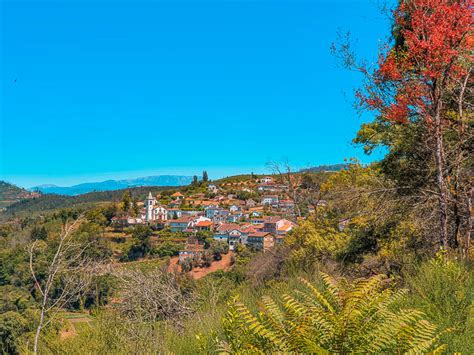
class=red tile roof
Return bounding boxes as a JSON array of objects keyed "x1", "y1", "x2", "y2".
[
  {"x1": 248, "y1": 232, "x2": 273, "y2": 238},
  {"x1": 195, "y1": 220, "x2": 213, "y2": 227}
]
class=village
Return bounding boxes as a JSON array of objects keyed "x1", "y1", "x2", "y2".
[{"x1": 109, "y1": 175, "x2": 318, "y2": 266}]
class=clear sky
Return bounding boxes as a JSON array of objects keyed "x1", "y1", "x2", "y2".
[{"x1": 1, "y1": 0, "x2": 392, "y2": 188}]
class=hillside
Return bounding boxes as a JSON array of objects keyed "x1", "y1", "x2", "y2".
[
  {"x1": 0, "y1": 181, "x2": 39, "y2": 208},
  {"x1": 1, "y1": 185, "x2": 174, "y2": 218},
  {"x1": 31, "y1": 175, "x2": 194, "y2": 196},
  {"x1": 299, "y1": 163, "x2": 349, "y2": 173}
]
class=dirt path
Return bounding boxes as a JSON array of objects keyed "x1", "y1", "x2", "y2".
[{"x1": 168, "y1": 252, "x2": 233, "y2": 279}]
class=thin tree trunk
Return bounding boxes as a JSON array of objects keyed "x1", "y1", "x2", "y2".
[
  {"x1": 434, "y1": 100, "x2": 449, "y2": 249},
  {"x1": 33, "y1": 300, "x2": 46, "y2": 355},
  {"x1": 466, "y1": 186, "x2": 472, "y2": 256}
]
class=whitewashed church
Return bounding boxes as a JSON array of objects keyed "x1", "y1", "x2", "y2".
[{"x1": 144, "y1": 192, "x2": 168, "y2": 222}]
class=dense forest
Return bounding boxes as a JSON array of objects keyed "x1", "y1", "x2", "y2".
[{"x1": 1, "y1": 0, "x2": 472, "y2": 353}]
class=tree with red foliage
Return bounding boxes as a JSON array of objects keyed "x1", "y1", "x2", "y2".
[{"x1": 336, "y1": 0, "x2": 472, "y2": 252}]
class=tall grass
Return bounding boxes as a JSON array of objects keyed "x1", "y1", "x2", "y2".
[{"x1": 402, "y1": 255, "x2": 474, "y2": 353}]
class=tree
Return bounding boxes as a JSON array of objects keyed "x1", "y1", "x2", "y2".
[
  {"x1": 30, "y1": 226, "x2": 48, "y2": 241},
  {"x1": 267, "y1": 160, "x2": 302, "y2": 217},
  {"x1": 219, "y1": 273, "x2": 447, "y2": 353},
  {"x1": 209, "y1": 240, "x2": 229, "y2": 261},
  {"x1": 28, "y1": 217, "x2": 95, "y2": 354},
  {"x1": 202, "y1": 171, "x2": 209, "y2": 183},
  {"x1": 192, "y1": 175, "x2": 199, "y2": 186},
  {"x1": 0, "y1": 311, "x2": 28, "y2": 354},
  {"x1": 131, "y1": 198, "x2": 140, "y2": 216},
  {"x1": 121, "y1": 191, "x2": 131, "y2": 212},
  {"x1": 114, "y1": 268, "x2": 194, "y2": 324},
  {"x1": 334, "y1": 0, "x2": 472, "y2": 252},
  {"x1": 201, "y1": 250, "x2": 213, "y2": 267}
]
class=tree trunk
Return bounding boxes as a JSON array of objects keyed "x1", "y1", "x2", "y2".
[
  {"x1": 33, "y1": 304, "x2": 45, "y2": 355},
  {"x1": 434, "y1": 100, "x2": 449, "y2": 250},
  {"x1": 465, "y1": 186, "x2": 472, "y2": 256}
]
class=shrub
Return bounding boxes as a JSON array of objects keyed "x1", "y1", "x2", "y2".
[
  {"x1": 180, "y1": 258, "x2": 193, "y2": 272},
  {"x1": 152, "y1": 242, "x2": 181, "y2": 258},
  {"x1": 284, "y1": 220, "x2": 348, "y2": 271},
  {"x1": 402, "y1": 254, "x2": 474, "y2": 353}
]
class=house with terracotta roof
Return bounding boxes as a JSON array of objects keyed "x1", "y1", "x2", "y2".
[
  {"x1": 247, "y1": 232, "x2": 275, "y2": 251},
  {"x1": 213, "y1": 223, "x2": 253, "y2": 250},
  {"x1": 263, "y1": 217, "x2": 295, "y2": 236},
  {"x1": 213, "y1": 223, "x2": 240, "y2": 243},
  {"x1": 193, "y1": 218, "x2": 213, "y2": 231},
  {"x1": 171, "y1": 191, "x2": 184, "y2": 201}
]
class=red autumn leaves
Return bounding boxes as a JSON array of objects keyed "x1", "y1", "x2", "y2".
[{"x1": 359, "y1": 0, "x2": 473, "y2": 124}]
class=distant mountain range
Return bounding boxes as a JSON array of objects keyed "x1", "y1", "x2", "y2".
[{"x1": 30, "y1": 175, "x2": 194, "y2": 196}]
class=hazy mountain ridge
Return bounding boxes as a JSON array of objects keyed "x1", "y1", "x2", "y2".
[{"x1": 30, "y1": 175, "x2": 194, "y2": 196}]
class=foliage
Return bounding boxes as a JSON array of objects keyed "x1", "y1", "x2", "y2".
[
  {"x1": 209, "y1": 240, "x2": 229, "y2": 261},
  {"x1": 402, "y1": 254, "x2": 474, "y2": 353},
  {"x1": 121, "y1": 191, "x2": 132, "y2": 211},
  {"x1": 152, "y1": 241, "x2": 181, "y2": 258},
  {"x1": 30, "y1": 226, "x2": 48, "y2": 241},
  {"x1": 219, "y1": 273, "x2": 447, "y2": 353},
  {"x1": 285, "y1": 219, "x2": 348, "y2": 271},
  {"x1": 116, "y1": 268, "x2": 195, "y2": 323}
]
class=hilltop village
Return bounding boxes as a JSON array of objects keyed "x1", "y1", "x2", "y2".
[{"x1": 109, "y1": 174, "x2": 325, "y2": 265}]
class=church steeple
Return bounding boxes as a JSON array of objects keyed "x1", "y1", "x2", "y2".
[{"x1": 145, "y1": 191, "x2": 155, "y2": 222}]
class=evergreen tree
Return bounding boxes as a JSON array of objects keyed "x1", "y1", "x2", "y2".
[
  {"x1": 31, "y1": 226, "x2": 48, "y2": 240},
  {"x1": 202, "y1": 170, "x2": 209, "y2": 182},
  {"x1": 132, "y1": 199, "x2": 140, "y2": 216},
  {"x1": 121, "y1": 191, "x2": 131, "y2": 212}
]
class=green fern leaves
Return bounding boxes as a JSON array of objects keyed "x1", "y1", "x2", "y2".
[{"x1": 220, "y1": 273, "x2": 447, "y2": 353}]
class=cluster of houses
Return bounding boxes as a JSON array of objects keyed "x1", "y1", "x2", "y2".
[{"x1": 112, "y1": 176, "x2": 301, "y2": 260}]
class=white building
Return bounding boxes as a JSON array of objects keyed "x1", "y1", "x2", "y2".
[
  {"x1": 145, "y1": 192, "x2": 168, "y2": 222},
  {"x1": 261, "y1": 195, "x2": 279, "y2": 205},
  {"x1": 260, "y1": 176, "x2": 274, "y2": 184},
  {"x1": 207, "y1": 184, "x2": 218, "y2": 194}
]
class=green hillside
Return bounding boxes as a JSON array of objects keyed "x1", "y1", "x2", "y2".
[
  {"x1": 0, "y1": 181, "x2": 37, "y2": 209},
  {"x1": 1, "y1": 185, "x2": 174, "y2": 218}
]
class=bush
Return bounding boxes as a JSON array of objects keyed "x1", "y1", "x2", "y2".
[
  {"x1": 209, "y1": 240, "x2": 229, "y2": 261},
  {"x1": 201, "y1": 251, "x2": 213, "y2": 267},
  {"x1": 284, "y1": 220, "x2": 348, "y2": 271},
  {"x1": 180, "y1": 258, "x2": 193, "y2": 272},
  {"x1": 402, "y1": 254, "x2": 474, "y2": 353},
  {"x1": 152, "y1": 242, "x2": 181, "y2": 258}
]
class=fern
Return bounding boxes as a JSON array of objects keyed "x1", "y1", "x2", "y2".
[{"x1": 220, "y1": 273, "x2": 447, "y2": 353}]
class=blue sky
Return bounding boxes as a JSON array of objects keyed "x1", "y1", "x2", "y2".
[{"x1": 1, "y1": 0, "x2": 392, "y2": 188}]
